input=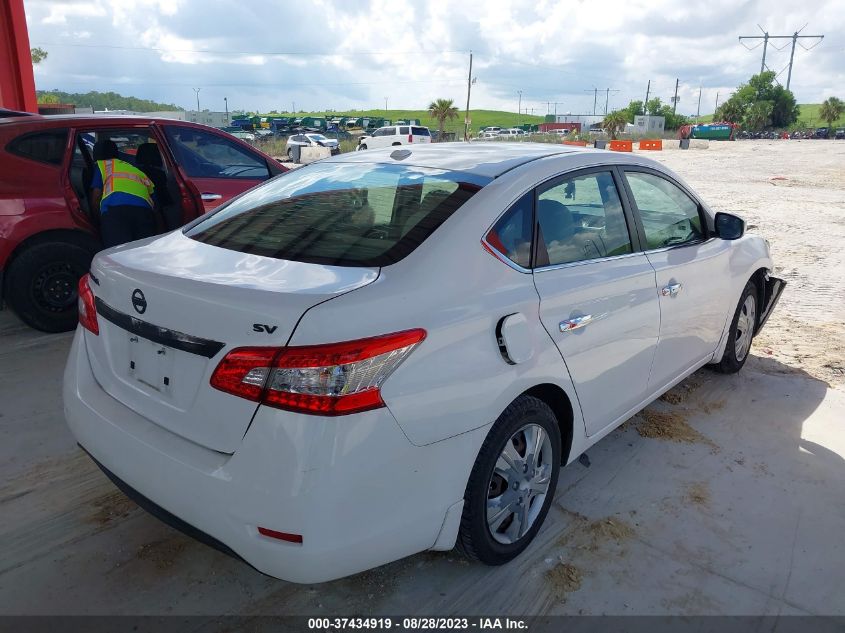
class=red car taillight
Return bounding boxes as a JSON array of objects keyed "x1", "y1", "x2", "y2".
[
  {"x1": 210, "y1": 329, "x2": 426, "y2": 416},
  {"x1": 77, "y1": 273, "x2": 99, "y2": 335},
  {"x1": 408, "y1": 134, "x2": 413, "y2": 143}
]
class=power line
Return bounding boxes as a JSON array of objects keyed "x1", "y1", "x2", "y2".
[{"x1": 738, "y1": 24, "x2": 824, "y2": 90}]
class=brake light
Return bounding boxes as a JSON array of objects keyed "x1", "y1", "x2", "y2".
[
  {"x1": 77, "y1": 273, "x2": 99, "y2": 335},
  {"x1": 210, "y1": 329, "x2": 426, "y2": 416},
  {"x1": 408, "y1": 134, "x2": 413, "y2": 143}
]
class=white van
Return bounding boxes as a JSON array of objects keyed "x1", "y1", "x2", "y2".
[{"x1": 357, "y1": 125, "x2": 432, "y2": 150}]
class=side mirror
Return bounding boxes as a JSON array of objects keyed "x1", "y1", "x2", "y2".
[{"x1": 715, "y1": 212, "x2": 745, "y2": 240}]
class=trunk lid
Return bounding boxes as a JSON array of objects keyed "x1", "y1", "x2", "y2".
[{"x1": 84, "y1": 230, "x2": 378, "y2": 453}]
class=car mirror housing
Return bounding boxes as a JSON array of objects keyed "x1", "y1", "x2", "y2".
[{"x1": 715, "y1": 212, "x2": 745, "y2": 240}]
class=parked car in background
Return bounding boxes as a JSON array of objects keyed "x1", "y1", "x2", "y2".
[
  {"x1": 64, "y1": 142, "x2": 783, "y2": 584},
  {"x1": 481, "y1": 126, "x2": 502, "y2": 135},
  {"x1": 835, "y1": 128, "x2": 845, "y2": 140},
  {"x1": 814, "y1": 127, "x2": 830, "y2": 139},
  {"x1": 548, "y1": 129, "x2": 571, "y2": 138},
  {"x1": 357, "y1": 125, "x2": 432, "y2": 150},
  {"x1": 229, "y1": 130, "x2": 257, "y2": 142},
  {"x1": 285, "y1": 133, "x2": 340, "y2": 159},
  {"x1": 0, "y1": 114, "x2": 285, "y2": 332},
  {"x1": 498, "y1": 129, "x2": 526, "y2": 138},
  {"x1": 478, "y1": 131, "x2": 499, "y2": 140}
]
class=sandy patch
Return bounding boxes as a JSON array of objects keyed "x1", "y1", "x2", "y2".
[
  {"x1": 684, "y1": 482, "x2": 711, "y2": 507},
  {"x1": 634, "y1": 410, "x2": 718, "y2": 449},
  {"x1": 546, "y1": 563, "x2": 583, "y2": 599}
]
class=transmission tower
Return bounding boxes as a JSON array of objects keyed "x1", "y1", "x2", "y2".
[{"x1": 739, "y1": 24, "x2": 823, "y2": 90}]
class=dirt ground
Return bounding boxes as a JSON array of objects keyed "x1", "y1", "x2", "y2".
[{"x1": 0, "y1": 140, "x2": 843, "y2": 619}]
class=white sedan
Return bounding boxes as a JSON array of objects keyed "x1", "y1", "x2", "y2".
[{"x1": 64, "y1": 143, "x2": 784, "y2": 583}]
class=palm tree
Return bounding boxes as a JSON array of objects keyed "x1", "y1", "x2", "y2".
[
  {"x1": 819, "y1": 96, "x2": 844, "y2": 129},
  {"x1": 427, "y1": 98, "x2": 459, "y2": 140},
  {"x1": 601, "y1": 110, "x2": 629, "y2": 140}
]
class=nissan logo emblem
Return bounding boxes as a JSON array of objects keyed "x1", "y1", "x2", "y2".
[{"x1": 131, "y1": 289, "x2": 147, "y2": 315}]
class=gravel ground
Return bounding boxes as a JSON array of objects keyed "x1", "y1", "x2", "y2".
[{"x1": 0, "y1": 140, "x2": 843, "y2": 620}]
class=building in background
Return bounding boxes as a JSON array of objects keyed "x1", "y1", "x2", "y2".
[
  {"x1": 554, "y1": 114, "x2": 604, "y2": 130},
  {"x1": 629, "y1": 115, "x2": 665, "y2": 135},
  {"x1": 186, "y1": 110, "x2": 229, "y2": 128}
]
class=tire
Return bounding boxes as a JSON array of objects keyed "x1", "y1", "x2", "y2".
[
  {"x1": 456, "y1": 395, "x2": 561, "y2": 565},
  {"x1": 287, "y1": 148, "x2": 294, "y2": 160},
  {"x1": 357, "y1": 144, "x2": 367, "y2": 151},
  {"x1": 5, "y1": 240, "x2": 96, "y2": 333},
  {"x1": 714, "y1": 280, "x2": 758, "y2": 374}
]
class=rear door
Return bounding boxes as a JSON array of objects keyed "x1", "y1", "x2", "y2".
[
  {"x1": 620, "y1": 168, "x2": 732, "y2": 392},
  {"x1": 533, "y1": 168, "x2": 660, "y2": 436},
  {"x1": 161, "y1": 124, "x2": 276, "y2": 212}
]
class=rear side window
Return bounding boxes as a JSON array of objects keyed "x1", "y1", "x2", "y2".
[
  {"x1": 7, "y1": 129, "x2": 68, "y2": 165},
  {"x1": 186, "y1": 162, "x2": 489, "y2": 267},
  {"x1": 399, "y1": 126, "x2": 410, "y2": 135},
  {"x1": 412, "y1": 127, "x2": 431, "y2": 137},
  {"x1": 485, "y1": 193, "x2": 533, "y2": 269}
]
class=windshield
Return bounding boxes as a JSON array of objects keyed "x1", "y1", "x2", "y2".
[
  {"x1": 308, "y1": 134, "x2": 327, "y2": 141},
  {"x1": 186, "y1": 162, "x2": 489, "y2": 267}
]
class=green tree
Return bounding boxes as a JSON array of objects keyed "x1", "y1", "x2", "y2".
[
  {"x1": 745, "y1": 101, "x2": 774, "y2": 130},
  {"x1": 34, "y1": 89, "x2": 179, "y2": 112},
  {"x1": 714, "y1": 96, "x2": 746, "y2": 123},
  {"x1": 622, "y1": 100, "x2": 644, "y2": 122},
  {"x1": 30, "y1": 47, "x2": 47, "y2": 65},
  {"x1": 427, "y1": 98, "x2": 459, "y2": 138},
  {"x1": 646, "y1": 97, "x2": 663, "y2": 116},
  {"x1": 601, "y1": 110, "x2": 629, "y2": 139},
  {"x1": 714, "y1": 72, "x2": 798, "y2": 128},
  {"x1": 37, "y1": 93, "x2": 60, "y2": 105},
  {"x1": 819, "y1": 96, "x2": 844, "y2": 128}
]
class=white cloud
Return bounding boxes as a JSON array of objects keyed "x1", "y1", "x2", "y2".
[{"x1": 25, "y1": 0, "x2": 845, "y2": 114}]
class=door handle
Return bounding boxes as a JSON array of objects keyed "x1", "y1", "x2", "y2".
[
  {"x1": 560, "y1": 315, "x2": 593, "y2": 332},
  {"x1": 201, "y1": 192, "x2": 223, "y2": 201},
  {"x1": 661, "y1": 283, "x2": 682, "y2": 297}
]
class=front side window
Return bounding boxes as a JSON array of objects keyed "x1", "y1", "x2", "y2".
[
  {"x1": 164, "y1": 125, "x2": 269, "y2": 179},
  {"x1": 186, "y1": 162, "x2": 488, "y2": 267},
  {"x1": 7, "y1": 129, "x2": 68, "y2": 165},
  {"x1": 624, "y1": 171, "x2": 704, "y2": 249},
  {"x1": 485, "y1": 193, "x2": 533, "y2": 269},
  {"x1": 536, "y1": 171, "x2": 632, "y2": 266}
]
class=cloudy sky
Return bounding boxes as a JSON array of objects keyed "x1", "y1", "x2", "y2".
[{"x1": 25, "y1": 0, "x2": 844, "y2": 116}]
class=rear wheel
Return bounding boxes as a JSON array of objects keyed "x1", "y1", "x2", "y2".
[
  {"x1": 456, "y1": 395, "x2": 561, "y2": 564},
  {"x1": 5, "y1": 240, "x2": 96, "y2": 332},
  {"x1": 358, "y1": 144, "x2": 367, "y2": 151},
  {"x1": 715, "y1": 280, "x2": 758, "y2": 374},
  {"x1": 287, "y1": 148, "x2": 294, "y2": 160}
]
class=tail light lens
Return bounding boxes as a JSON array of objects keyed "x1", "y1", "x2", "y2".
[
  {"x1": 210, "y1": 329, "x2": 426, "y2": 416},
  {"x1": 408, "y1": 134, "x2": 413, "y2": 143},
  {"x1": 77, "y1": 273, "x2": 99, "y2": 335}
]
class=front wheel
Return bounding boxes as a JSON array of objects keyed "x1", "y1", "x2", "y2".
[
  {"x1": 456, "y1": 395, "x2": 561, "y2": 565},
  {"x1": 286, "y1": 148, "x2": 294, "y2": 160},
  {"x1": 357, "y1": 144, "x2": 367, "y2": 151},
  {"x1": 715, "y1": 280, "x2": 758, "y2": 374}
]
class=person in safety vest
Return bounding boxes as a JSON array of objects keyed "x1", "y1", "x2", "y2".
[{"x1": 89, "y1": 139, "x2": 157, "y2": 249}]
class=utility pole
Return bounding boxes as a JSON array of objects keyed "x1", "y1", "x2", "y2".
[
  {"x1": 193, "y1": 87, "x2": 201, "y2": 112},
  {"x1": 714, "y1": 92, "x2": 720, "y2": 113},
  {"x1": 644, "y1": 80, "x2": 651, "y2": 115},
  {"x1": 224, "y1": 96, "x2": 228, "y2": 124},
  {"x1": 603, "y1": 88, "x2": 619, "y2": 114},
  {"x1": 517, "y1": 90, "x2": 522, "y2": 125},
  {"x1": 672, "y1": 78, "x2": 680, "y2": 115},
  {"x1": 464, "y1": 51, "x2": 473, "y2": 141},
  {"x1": 696, "y1": 86, "x2": 701, "y2": 119},
  {"x1": 593, "y1": 88, "x2": 598, "y2": 115},
  {"x1": 384, "y1": 97, "x2": 388, "y2": 112},
  {"x1": 739, "y1": 25, "x2": 823, "y2": 89}
]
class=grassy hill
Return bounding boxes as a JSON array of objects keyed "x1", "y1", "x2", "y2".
[
  {"x1": 258, "y1": 108, "x2": 546, "y2": 135},
  {"x1": 696, "y1": 104, "x2": 845, "y2": 128},
  {"x1": 36, "y1": 90, "x2": 180, "y2": 112}
]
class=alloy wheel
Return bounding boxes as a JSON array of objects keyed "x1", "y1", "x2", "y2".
[{"x1": 734, "y1": 294, "x2": 757, "y2": 361}]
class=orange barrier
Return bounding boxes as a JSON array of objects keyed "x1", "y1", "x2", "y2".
[
  {"x1": 562, "y1": 140, "x2": 588, "y2": 146},
  {"x1": 608, "y1": 140, "x2": 633, "y2": 152},
  {"x1": 639, "y1": 139, "x2": 663, "y2": 151}
]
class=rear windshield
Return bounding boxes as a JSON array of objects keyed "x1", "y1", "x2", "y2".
[
  {"x1": 185, "y1": 162, "x2": 489, "y2": 267},
  {"x1": 412, "y1": 127, "x2": 431, "y2": 137}
]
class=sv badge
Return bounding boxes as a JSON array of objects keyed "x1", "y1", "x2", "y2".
[{"x1": 253, "y1": 324, "x2": 278, "y2": 334}]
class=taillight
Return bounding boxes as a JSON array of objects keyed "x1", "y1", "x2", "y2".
[
  {"x1": 210, "y1": 329, "x2": 426, "y2": 416},
  {"x1": 77, "y1": 273, "x2": 99, "y2": 335},
  {"x1": 408, "y1": 134, "x2": 413, "y2": 143}
]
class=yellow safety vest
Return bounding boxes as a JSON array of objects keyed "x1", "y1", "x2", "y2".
[{"x1": 97, "y1": 159, "x2": 155, "y2": 208}]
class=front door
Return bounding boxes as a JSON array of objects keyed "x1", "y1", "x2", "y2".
[
  {"x1": 161, "y1": 124, "x2": 272, "y2": 212},
  {"x1": 533, "y1": 168, "x2": 660, "y2": 436},
  {"x1": 621, "y1": 169, "x2": 733, "y2": 392}
]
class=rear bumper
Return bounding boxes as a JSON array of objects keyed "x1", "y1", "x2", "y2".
[
  {"x1": 63, "y1": 329, "x2": 476, "y2": 583},
  {"x1": 757, "y1": 275, "x2": 786, "y2": 333}
]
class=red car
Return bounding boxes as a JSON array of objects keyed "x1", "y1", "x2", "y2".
[{"x1": 0, "y1": 114, "x2": 286, "y2": 332}]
